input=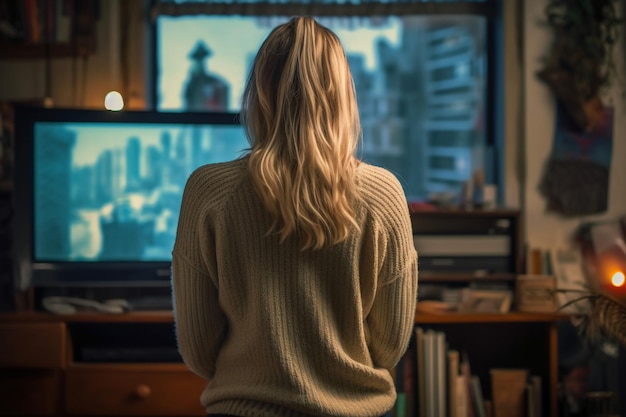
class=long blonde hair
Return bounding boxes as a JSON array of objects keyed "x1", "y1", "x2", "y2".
[{"x1": 241, "y1": 16, "x2": 361, "y2": 250}]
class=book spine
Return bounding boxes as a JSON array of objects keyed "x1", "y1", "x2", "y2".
[
  {"x1": 415, "y1": 327, "x2": 427, "y2": 417},
  {"x1": 448, "y1": 349, "x2": 460, "y2": 417}
]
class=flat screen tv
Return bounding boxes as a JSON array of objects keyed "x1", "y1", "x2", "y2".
[
  {"x1": 155, "y1": 15, "x2": 492, "y2": 202},
  {"x1": 13, "y1": 107, "x2": 247, "y2": 289}
]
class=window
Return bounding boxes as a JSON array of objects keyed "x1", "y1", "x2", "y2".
[{"x1": 149, "y1": 0, "x2": 502, "y2": 204}]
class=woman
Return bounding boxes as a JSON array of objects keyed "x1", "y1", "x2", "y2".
[{"x1": 172, "y1": 16, "x2": 418, "y2": 417}]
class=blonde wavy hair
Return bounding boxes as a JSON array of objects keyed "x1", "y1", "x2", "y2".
[{"x1": 241, "y1": 16, "x2": 362, "y2": 250}]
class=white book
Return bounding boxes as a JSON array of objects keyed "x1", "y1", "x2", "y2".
[
  {"x1": 424, "y1": 330, "x2": 437, "y2": 417},
  {"x1": 455, "y1": 375, "x2": 469, "y2": 417},
  {"x1": 435, "y1": 331, "x2": 447, "y2": 417},
  {"x1": 415, "y1": 327, "x2": 427, "y2": 417}
]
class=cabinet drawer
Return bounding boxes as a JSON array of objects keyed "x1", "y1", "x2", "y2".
[
  {"x1": 0, "y1": 370, "x2": 62, "y2": 415},
  {"x1": 0, "y1": 323, "x2": 66, "y2": 368},
  {"x1": 66, "y1": 368, "x2": 206, "y2": 416}
]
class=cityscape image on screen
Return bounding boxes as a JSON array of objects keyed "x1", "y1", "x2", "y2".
[
  {"x1": 157, "y1": 15, "x2": 488, "y2": 201},
  {"x1": 33, "y1": 121, "x2": 248, "y2": 263}
]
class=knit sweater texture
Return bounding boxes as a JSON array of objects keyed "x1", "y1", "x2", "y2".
[{"x1": 172, "y1": 156, "x2": 418, "y2": 417}]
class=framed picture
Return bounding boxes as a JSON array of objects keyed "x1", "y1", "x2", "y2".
[{"x1": 458, "y1": 289, "x2": 512, "y2": 313}]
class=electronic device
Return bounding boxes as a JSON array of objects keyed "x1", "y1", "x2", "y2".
[
  {"x1": 13, "y1": 107, "x2": 247, "y2": 294},
  {"x1": 154, "y1": 14, "x2": 495, "y2": 202},
  {"x1": 413, "y1": 234, "x2": 512, "y2": 273}
]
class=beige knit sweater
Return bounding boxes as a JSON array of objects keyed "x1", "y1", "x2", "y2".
[{"x1": 172, "y1": 156, "x2": 418, "y2": 417}]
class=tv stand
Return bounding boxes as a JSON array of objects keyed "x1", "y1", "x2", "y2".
[{"x1": 0, "y1": 311, "x2": 207, "y2": 416}]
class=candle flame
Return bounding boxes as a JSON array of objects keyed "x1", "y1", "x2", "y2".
[{"x1": 611, "y1": 271, "x2": 625, "y2": 288}]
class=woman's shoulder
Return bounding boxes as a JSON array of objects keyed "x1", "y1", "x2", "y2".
[
  {"x1": 356, "y1": 162, "x2": 405, "y2": 196},
  {"x1": 182, "y1": 157, "x2": 248, "y2": 205},
  {"x1": 356, "y1": 163, "x2": 412, "y2": 231},
  {"x1": 187, "y1": 157, "x2": 247, "y2": 186}
]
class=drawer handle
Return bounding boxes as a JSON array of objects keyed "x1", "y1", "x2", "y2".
[{"x1": 135, "y1": 384, "x2": 152, "y2": 399}]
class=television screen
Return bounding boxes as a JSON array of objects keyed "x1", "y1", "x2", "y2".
[
  {"x1": 155, "y1": 15, "x2": 490, "y2": 202},
  {"x1": 14, "y1": 108, "x2": 246, "y2": 287}
]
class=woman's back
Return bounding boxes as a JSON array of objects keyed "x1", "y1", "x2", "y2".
[{"x1": 173, "y1": 157, "x2": 417, "y2": 416}]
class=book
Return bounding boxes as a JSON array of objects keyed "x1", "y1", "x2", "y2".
[
  {"x1": 402, "y1": 340, "x2": 416, "y2": 417},
  {"x1": 526, "y1": 384, "x2": 536, "y2": 417},
  {"x1": 435, "y1": 331, "x2": 447, "y2": 417},
  {"x1": 460, "y1": 352, "x2": 475, "y2": 417},
  {"x1": 455, "y1": 374, "x2": 470, "y2": 417},
  {"x1": 424, "y1": 330, "x2": 437, "y2": 417},
  {"x1": 490, "y1": 369, "x2": 529, "y2": 417},
  {"x1": 393, "y1": 346, "x2": 407, "y2": 417},
  {"x1": 415, "y1": 327, "x2": 427, "y2": 417},
  {"x1": 447, "y1": 349, "x2": 460, "y2": 417},
  {"x1": 470, "y1": 376, "x2": 487, "y2": 417},
  {"x1": 530, "y1": 375, "x2": 542, "y2": 417}
]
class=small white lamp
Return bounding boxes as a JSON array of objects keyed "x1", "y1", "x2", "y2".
[{"x1": 104, "y1": 91, "x2": 124, "y2": 111}]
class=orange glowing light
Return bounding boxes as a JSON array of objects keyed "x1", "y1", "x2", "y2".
[{"x1": 611, "y1": 271, "x2": 625, "y2": 288}]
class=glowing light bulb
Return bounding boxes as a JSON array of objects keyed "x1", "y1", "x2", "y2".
[
  {"x1": 104, "y1": 91, "x2": 124, "y2": 111},
  {"x1": 611, "y1": 271, "x2": 625, "y2": 288}
]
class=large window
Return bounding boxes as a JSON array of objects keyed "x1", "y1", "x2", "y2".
[{"x1": 150, "y1": 0, "x2": 501, "y2": 204}]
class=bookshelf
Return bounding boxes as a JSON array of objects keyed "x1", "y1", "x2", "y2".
[
  {"x1": 405, "y1": 209, "x2": 564, "y2": 417},
  {"x1": 0, "y1": 0, "x2": 98, "y2": 61},
  {"x1": 404, "y1": 313, "x2": 564, "y2": 417}
]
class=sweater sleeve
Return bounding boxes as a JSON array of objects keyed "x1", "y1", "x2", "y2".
[
  {"x1": 171, "y1": 253, "x2": 226, "y2": 381},
  {"x1": 365, "y1": 170, "x2": 418, "y2": 370},
  {"x1": 171, "y1": 168, "x2": 227, "y2": 381},
  {"x1": 366, "y1": 254, "x2": 417, "y2": 370}
]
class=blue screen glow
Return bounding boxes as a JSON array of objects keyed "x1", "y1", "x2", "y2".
[{"x1": 33, "y1": 122, "x2": 248, "y2": 262}]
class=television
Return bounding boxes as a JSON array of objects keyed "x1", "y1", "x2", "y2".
[
  {"x1": 155, "y1": 15, "x2": 492, "y2": 202},
  {"x1": 12, "y1": 107, "x2": 247, "y2": 293}
]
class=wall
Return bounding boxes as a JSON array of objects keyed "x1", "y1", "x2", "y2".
[
  {"x1": 0, "y1": 0, "x2": 146, "y2": 110},
  {"x1": 523, "y1": 0, "x2": 626, "y2": 250}
]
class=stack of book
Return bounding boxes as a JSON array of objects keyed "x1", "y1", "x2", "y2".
[{"x1": 394, "y1": 327, "x2": 543, "y2": 417}]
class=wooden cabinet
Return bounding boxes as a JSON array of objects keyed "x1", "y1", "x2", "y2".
[
  {"x1": 0, "y1": 322, "x2": 66, "y2": 368},
  {"x1": 0, "y1": 313, "x2": 206, "y2": 417},
  {"x1": 65, "y1": 365, "x2": 205, "y2": 416},
  {"x1": 0, "y1": 309, "x2": 565, "y2": 417}
]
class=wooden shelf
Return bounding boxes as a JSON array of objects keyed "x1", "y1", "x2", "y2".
[
  {"x1": 0, "y1": 42, "x2": 95, "y2": 60},
  {"x1": 1, "y1": 310, "x2": 571, "y2": 325},
  {"x1": 68, "y1": 362, "x2": 189, "y2": 372},
  {"x1": 419, "y1": 272, "x2": 517, "y2": 282},
  {"x1": 0, "y1": 311, "x2": 175, "y2": 323},
  {"x1": 415, "y1": 311, "x2": 569, "y2": 324}
]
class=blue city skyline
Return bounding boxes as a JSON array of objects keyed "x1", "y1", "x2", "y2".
[{"x1": 34, "y1": 122, "x2": 248, "y2": 262}]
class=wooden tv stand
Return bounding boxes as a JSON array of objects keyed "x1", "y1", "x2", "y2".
[
  {"x1": 0, "y1": 310, "x2": 566, "y2": 417},
  {"x1": 0, "y1": 311, "x2": 207, "y2": 417}
]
